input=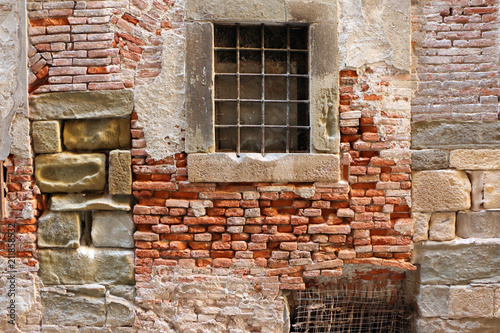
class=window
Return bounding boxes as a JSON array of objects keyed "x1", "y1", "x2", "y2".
[
  {"x1": 184, "y1": 0, "x2": 340, "y2": 182},
  {"x1": 214, "y1": 24, "x2": 310, "y2": 155}
]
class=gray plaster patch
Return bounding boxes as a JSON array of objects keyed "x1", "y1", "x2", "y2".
[{"x1": 29, "y1": 90, "x2": 134, "y2": 120}]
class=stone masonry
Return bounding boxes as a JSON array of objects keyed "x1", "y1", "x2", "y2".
[{"x1": 0, "y1": 0, "x2": 500, "y2": 332}]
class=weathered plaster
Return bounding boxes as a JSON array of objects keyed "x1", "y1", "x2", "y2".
[
  {"x1": 339, "y1": 0, "x2": 411, "y2": 72},
  {"x1": 0, "y1": 0, "x2": 29, "y2": 159},
  {"x1": 134, "y1": 1, "x2": 187, "y2": 160}
]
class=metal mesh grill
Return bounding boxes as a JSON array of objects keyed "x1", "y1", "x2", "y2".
[
  {"x1": 292, "y1": 286, "x2": 412, "y2": 333},
  {"x1": 214, "y1": 24, "x2": 310, "y2": 155}
]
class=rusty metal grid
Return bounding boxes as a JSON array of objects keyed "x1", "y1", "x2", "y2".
[
  {"x1": 292, "y1": 286, "x2": 413, "y2": 333},
  {"x1": 214, "y1": 23, "x2": 310, "y2": 156}
]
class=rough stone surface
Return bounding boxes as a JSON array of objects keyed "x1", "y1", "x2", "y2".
[
  {"x1": 33, "y1": 121, "x2": 62, "y2": 154},
  {"x1": 457, "y1": 211, "x2": 500, "y2": 239},
  {"x1": 0, "y1": 0, "x2": 28, "y2": 160},
  {"x1": 38, "y1": 211, "x2": 80, "y2": 248},
  {"x1": 416, "y1": 318, "x2": 500, "y2": 333},
  {"x1": 483, "y1": 171, "x2": 500, "y2": 209},
  {"x1": 450, "y1": 149, "x2": 500, "y2": 170},
  {"x1": 412, "y1": 149, "x2": 449, "y2": 171},
  {"x1": 29, "y1": 90, "x2": 134, "y2": 120},
  {"x1": 429, "y1": 212, "x2": 456, "y2": 241},
  {"x1": 50, "y1": 194, "x2": 132, "y2": 211},
  {"x1": 448, "y1": 286, "x2": 494, "y2": 318},
  {"x1": 414, "y1": 239, "x2": 500, "y2": 285},
  {"x1": 35, "y1": 152, "x2": 106, "y2": 193},
  {"x1": 106, "y1": 294, "x2": 135, "y2": 326},
  {"x1": 413, "y1": 122, "x2": 500, "y2": 149},
  {"x1": 418, "y1": 285, "x2": 449, "y2": 317},
  {"x1": 41, "y1": 285, "x2": 106, "y2": 326},
  {"x1": 186, "y1": 0, "x2": 286, "y2": 21},
  {"x1": 109, "y1": 150, "x2": 132, "y2": 195},
  {"x1": 339, "y1": 0, "x2": 410, "y2": 71},
  {"x1": 412, "y1": 212, "x2": 430, "y2": 242},
  {"x1": 92, "y1": 211, "x2": 134, "y2": 248},
  {"x1": 188, "y1": 153, "x2": 340, "y2": 182},
  {"x1": 412, "y1": 170, "x2": 471, "y2": 212},
  {"x1": 39, "y1": 248, "x2": 134, "y2": 285},
  {"x1": 108, "y1": 285, "x2": 136, "y2": 302},
  {"x1": 469, "y1": 171, "x2": 484, "y2": 211},
  {"x1": 63, "y1": 118, "x2": 131, "y2": 151}
]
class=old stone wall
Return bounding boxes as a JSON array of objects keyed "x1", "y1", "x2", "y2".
[{"x1": 411, "y1": 0, "x2": 500, "y2": 331}]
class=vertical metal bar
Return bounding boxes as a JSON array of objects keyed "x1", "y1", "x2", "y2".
[
  {"x1": 236, "y1": 24, "x2": 241, "y2": 156},
  {"x1": 261, "y1": 24, "x2": 265, "y2": 155},
  {"x1": 286, "y1": 25, "x2": 290, "y2": 153},
  {"x1": 0, "y1": 161, "x2": 4, "y2": 220}
]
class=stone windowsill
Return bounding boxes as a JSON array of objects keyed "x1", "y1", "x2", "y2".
[{"x1": 187, "y1": 153, "x2": 341, "y2": 183}]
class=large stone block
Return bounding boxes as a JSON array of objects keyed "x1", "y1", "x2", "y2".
[
  {"x1": 35, "y1": 152, "x2": 106, "y2": 193},
  {"x1": 483, "y1": 171, "x2": 500, "y2": 209},
  {"x1": 412, "y1": 149, "x2": 449, "y2": 170},
  {"x1": 412, "y1": 212, "x2": 430, "y2": 242},
  {"x1": 63, "y1": 118, "x2": 130, "y2": 151},
  {"x1": 32, "y1": 121, "x2": 62, "y2": 154},
  {"x1": 457, "y1": 211, "x2": 500, "y2": 238},
  {"x1": 450, "y1": 149, "x2": 500, "y2": 170},
  {"x1": 29, "y1": 90, "x2": 134, "y2": 120},
  {"x1": 41, "y1": 285, "x2": 106, "y2": 326},
  {"x1": 92, "y1": 211, "x2": 134, "y2": 248},
  {"x1": 418, "y1": 285, "x2": 449, "y2": 317},
  {"x1": 39, "y1": 248, "x2": 134, "y2": 285},
  {"x1": 414, "y1": 239, "x2": 500, "y2": 285},
  {"x1": 50, "y1": 194, "x2": 132, "y2": 211},
  {"x1": 413, "y1": 121, "x2": 500, "y2": 149},
  {"x1": 108, "y1": 150, "x2": 132, "y2": 195},
  {"x1": 449, "y1": 286, "x2": 494, "y2": 318},
  {"x1": 412, "y1": 170, "x2": 471, "y2": 212},
  {"x1": 416, "y1": 318, "x2": 500, "y2": 333},
  {"x1": 429, "y1": 212, "x2": 456, "y2": 241},
  {"x1": 38, "y1": 211, "x2": 80, "y2": 248},
  {"x1": 106, "y1": 294, "x2": 135, "y2": 326}
]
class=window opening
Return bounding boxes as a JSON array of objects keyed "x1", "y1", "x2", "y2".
[{"x1": 214, "y1": 24, "x2": 310, "y2": 155}]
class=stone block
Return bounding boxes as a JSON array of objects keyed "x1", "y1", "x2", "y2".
[
  {"x1": 469, "y1": 171, "x2": 484, "y2": 211},
  {"x1": 39, "y1": 248, "x2": 134, "y2": 285},
  {"x1": 107, "y1": 285, "x2": 135, "y2": 302},
  {"x1": 63, "y1": 118, "x2": 130, "y2": 151},
  {"x1": 412, "y1": 121, "x2": 500, "y2": 149},
  {"x1": 29, "y1": 90, "x2": 134, "y2": 120},
  {"x1": 412, "y1": 212, "x2": 430, "y2": 242},
  {"x1": 414, "y1": 239, "x2": 500, "y2": 285},
  {"x1": 429, "y1": 212, "x2": 456, "y2": 241},
  {"x1": 449, "y1": 286, "x2": 494, "y2": 318},
  {"x1": 416, "y1": 318, "x2": 500, "y2": 333},
  {"x1": 450, "y1": 149, "x2": 500, "y2": 170},
  {"x1": 92, "y1": 211, "x2": 134, "y2": 248},
  {"x1": 108, "y1": 150, "x2": 132, "y2": 195},
  {"x1": 41, "y1": 285, "x2": 106, "y2": 326},
  {"x1": 50, "y1": 194, "x2": 132, "y2": 211},
  {"x1": 495, "y1": 287, "x2": 500, "y2": 318},
  {"x1": 457, "y1": 211, "x2": 500, "y2": 238},
  {"x1": 418, "y1": 285, "x2": 449, "y2": 317},
  {"x1": 412, "y1": 149, "x2": 449, "y2": 170},
  {"x1": 32, "y1": 121, "x2": 62, "y2": 154},
  {"x1": 38, "y1": 211, "x2": 80, "y2": 248},
  {"x1": 188, "y1": 153, "x2": 340, "y2": 182},
  {"x1": 412, "y1": 170, "x2": 470, "y2": 212},
  {"x1": 484, "y1": 171, "x2": 500, "y2": 209},
  {"x1": 35, "y1": 152, "x2": 106, "y2": 193},
  {"x1": 106, "y1": 294, "x2": 135, "y2": 326}
]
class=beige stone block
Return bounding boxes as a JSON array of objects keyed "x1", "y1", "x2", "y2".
[
  {"x1": 50, "y1": 194, "x2": 132, "y2": 211},
  {"x1": 38, "y1": 211, "x2": 80, "y2": 248},
  {"x1": 412, "y1": 212, "x2": 430, "y2": 242},
  {"x1": 429, "y1": 212, "x2": 456, "y2": 241},
  {"x1": 92, "y1": 211, "x2": 134, "y2": 248},
  {"x1": 32, "y1": 121, "x2": 62, "y2": 154},
  {"x1": 63, "y1": 118, "x2": 130, "y2": 151},
  {"x1": 450, "y1": 149, "x2": 500, "y2": 170},
  {"x1": 108, "y1": 150, "x2": 132, "y2": 195},
  {"x1": 35, "y1": 152, "x2": 106, "y2": 193},
  {"x1": 412, "y1": 170, "x2": 471, "y2": 212},
  {"x1": 418, "y1": 285, "x2": 449, "y2": 317},
  {"x1": 495, "y1": 287, "x2": 500, "y2": 318},
  {"x1": 484, "y1": 171, "x2": 500, "y2": 209},
  {"x1": 469, "y1": 171, "x2": 484, "y2": 211},
  {"x1": 449, "y1": 286, "x2": 494, "y2": 318}
]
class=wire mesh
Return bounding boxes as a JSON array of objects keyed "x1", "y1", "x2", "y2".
[{"x1": 292, "y1": 285, "x2": 412, "y2": 333}]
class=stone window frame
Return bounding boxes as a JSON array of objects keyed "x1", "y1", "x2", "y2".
[{"x1": 185, "y1": 0, "x2": 340, "y2": 183}]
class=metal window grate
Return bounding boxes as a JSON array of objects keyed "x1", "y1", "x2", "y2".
[
  {"x1": 0, "y1": 161, "x2": 5, "y2": 219},
  {"x1": 214, "y1": 24, "x2": 310, "y2": 155},
  {"x1": 292, "y1": 286, "x2": 412, "y2": 333}
]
